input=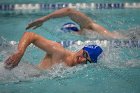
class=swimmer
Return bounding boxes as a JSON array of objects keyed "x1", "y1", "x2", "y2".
[
  {"x1": 26, "y1": 8, "x2": 126, "y2": 39},
  {"x1": 4, "y1": 32, "x2": 103, "y2": 70}
]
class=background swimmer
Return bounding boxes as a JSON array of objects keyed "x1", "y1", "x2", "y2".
[
  {"x1": 26, "y1": 8, "x2": 127, "y2": 39},
  {"x1": 4, "y1": 32, "x2": 102, "y2": 70}
]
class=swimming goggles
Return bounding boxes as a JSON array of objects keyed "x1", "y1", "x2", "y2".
[{"x1": 83, "y1": 50, "x2": 92, "y2": 63}]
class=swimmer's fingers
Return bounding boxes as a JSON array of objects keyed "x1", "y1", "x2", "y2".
[
  {"x1": 4, "y1": 56, "x2": 19, "y2": 70},
  {"x1": 4, "y1": 62, "x2": 18, "y2": 70},
  {"x1": 4, "y1": 58, "x2": 14, "y2": 70},
  {"x1": 4, "y1": 64, "x2": 14, "y2": 70},
  {"x1": 26, "y1": 23, "x2": 36, "y2": 30},
  {"x1": 26, "y1": 19, "x2": 43, "y2": 30},
  {"x1": 32, "y1": 23, "x2": 43, "y2": 29},
  {"x1": 26, "y1": 25, "x2": 31, "y2": 30},
  {"x1": 26, "y1": 23, "x2": 42, "y2": 30}
]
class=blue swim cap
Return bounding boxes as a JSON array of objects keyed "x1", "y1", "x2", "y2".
[
  {"x1": 61, "y1": 22, "x2": 79, "y2": 32},
  {"x1": 83, "y1": 45, "x2": 103, "y2": 63}
]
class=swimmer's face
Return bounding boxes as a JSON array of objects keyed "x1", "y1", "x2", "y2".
[{"x1": 75, "y1": 49, "x2": 91, "y2": 64}]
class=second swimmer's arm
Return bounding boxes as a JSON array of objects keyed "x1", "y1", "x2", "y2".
[
  {"x1": 26, "y1": 8, "x2": 72, "y2": 30},
  {"x1": 26, "y1": 8, "x2": 92, "y2": 30},
  {"x1": 40, "y1": 8, "x2": 72, "y2": 21}
]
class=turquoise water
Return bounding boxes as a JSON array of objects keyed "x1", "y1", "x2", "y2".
[{"x1": 0, "y1": 1, "x2": 140, "y2": 93}]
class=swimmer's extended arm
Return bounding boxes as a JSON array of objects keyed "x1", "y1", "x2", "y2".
[
  {"x1": 26, "y1": 8, "x2": 71, "y2": 30},
  {"x1": 26, "y1": 8, "x2": 92, "y2": 30},
  {"x1": 4, "y1": 32, "x2": 64, "y2": 69}
]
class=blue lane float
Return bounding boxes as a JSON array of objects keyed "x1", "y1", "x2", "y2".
[
  {"x1": 40, "y1": 3, "x2": 68, "y2": 10},
  {"x1": 0, "y1": 4, "x2": 14, "y2": 10},
  {"x1": 2, "y1": 39, "x2": 140, "y2": 48},
  {"x1": 0, "y1": 3, "x2": 140, "y2": 11},
  {"x1": 59, "y1": 40, "x2": 140, "y2": 48},
  {"x1": 95, "y1": 3, "x2": 124, "y2": 9}
]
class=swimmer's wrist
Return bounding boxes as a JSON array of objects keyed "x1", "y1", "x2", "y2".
[{"x1": 41, "y1": 16, "x2": 50, "y2": 22}]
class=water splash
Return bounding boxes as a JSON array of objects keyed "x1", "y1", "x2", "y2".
[{"x1": 46, "y1": 63, "x2": 87, "y2": 79}]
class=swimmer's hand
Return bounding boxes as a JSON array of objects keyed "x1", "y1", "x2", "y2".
[
  {"x1": 4, "y1": 53, "x2": 22, "y2": 70},
  {"x1": 26, "y1": 18, "x2": 44, "y2": 30}
]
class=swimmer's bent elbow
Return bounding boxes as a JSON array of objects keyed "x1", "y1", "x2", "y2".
[
  {"x1": 23, "y1": 32, "x2": 41, "y2": 43},
  {"x1": 64, "y1": 8, "x2": 75, "y2": 15}
]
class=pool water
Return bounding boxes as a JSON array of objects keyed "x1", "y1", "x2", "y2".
[{"x1": 0, "y1": 2, "x2": 140, "y2": 93}]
